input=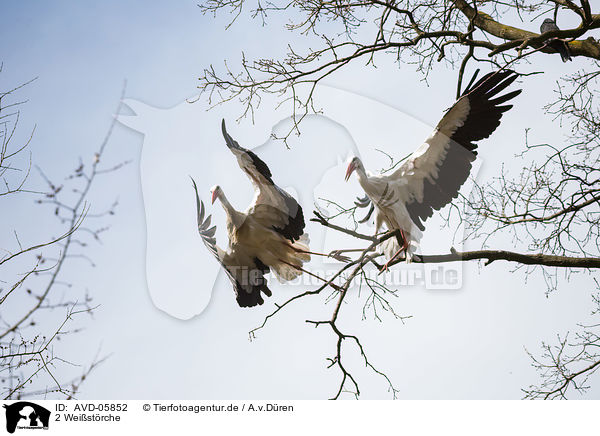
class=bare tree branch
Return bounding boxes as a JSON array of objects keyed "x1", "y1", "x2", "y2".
[{"x1": 0, "y1": 73, "x2": 127, "y2": 399}]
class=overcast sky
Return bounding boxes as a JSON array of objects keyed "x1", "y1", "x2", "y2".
[{"x1": 1, "y1": 1, "x2": 598, "y2": 399}]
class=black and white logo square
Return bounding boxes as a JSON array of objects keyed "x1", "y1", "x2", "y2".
[{"x1": 3, "y1": 402, "x2": 50, "y2": 433}]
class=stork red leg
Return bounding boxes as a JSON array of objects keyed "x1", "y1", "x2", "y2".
[{"x1": 379, "y1": 229, "x2": 409, "y2": 273}]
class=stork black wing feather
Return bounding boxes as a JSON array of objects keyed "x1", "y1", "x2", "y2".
[
  {"x1": 452, "y1": 70, "x2": 522, "y2": 152},
  {"x1": 406, "y1": 70, "x2": 521, "y2": 231},
  {"x1": 221, "y1": 119, "x2": 274, "y2": 184},
  {"x1": 358, "y1": 203, "x2": 375, "y2": 223},
  {"x1": 355, "y1": 195, "x2": 371, "y2": 208},
  {"x1": 234, "y1": 256, "x2": 271, "y2": 307},
  {"x1": 272, "y1": 186, "x2": 306, "y2": 242},
  {"x1": 461, "y1": 68, "x2": 480, "y2": 94}
]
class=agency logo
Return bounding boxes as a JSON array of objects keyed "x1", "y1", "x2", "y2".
[{"x1": 3, "y1": 402, "x2": 50, "y2": 433}]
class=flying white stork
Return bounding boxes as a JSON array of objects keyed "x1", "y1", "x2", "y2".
[
  {"x1": 191, "y1": 178, "x2": 312, "y2": 307},
  {"x1": 344, "y1": 69, "x2": 522, "y2": 270},
  {"x1": 191, "y1": 120, "x2": 314, "y2": 307}
]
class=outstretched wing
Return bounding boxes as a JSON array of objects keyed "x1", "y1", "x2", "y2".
[
  {"x1": 221, "y1": 119, "x2": 274, "y2": 186},
  {"x1": 391, "y1": 69, "x2": 522, "y2": 231},
  {"x1": 221, "y1": 119, "x2": 305, "y2": 242},
  {"x1": 191, "y1": 178, "x2": 272, "y2": 308}
]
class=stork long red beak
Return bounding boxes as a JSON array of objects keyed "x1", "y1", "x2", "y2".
[
  {"x1": 211, "y1": 189, "x2": 218, "y2": 204},
  {"x1": 345, "y1": 161, "x2": 356, "y2": 182}
]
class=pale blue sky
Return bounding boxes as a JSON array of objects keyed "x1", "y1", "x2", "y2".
[{"x1": 1, "y1": 2, "x2": 598, "y2": 399}]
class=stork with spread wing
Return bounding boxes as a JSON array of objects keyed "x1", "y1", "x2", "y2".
[
  {"x1": 220, "y1": 119, "x2": 306, "y2": 245},
  {"x1": 344, "y1": 69, "x2": 522, "y2": 270},
  {"x1": 191, "y1": 121, "x2": 318, "y2": 307}
]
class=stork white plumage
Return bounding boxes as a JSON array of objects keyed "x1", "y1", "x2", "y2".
[
  {"x1": 191, "y1": 121, "x2": 312, "y2": 307},
  {"x1": 344, "y1": 69, "x2": 522, "y2": 270}
]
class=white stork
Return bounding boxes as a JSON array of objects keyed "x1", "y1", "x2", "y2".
[
  {"x1": 344, "y1": 69, "x2": 522, "y2": 270},
  {"x1": 190, "y1": 121, "x2": 313, "y2": 307}
]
